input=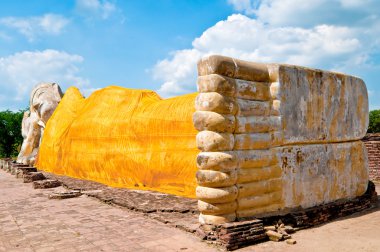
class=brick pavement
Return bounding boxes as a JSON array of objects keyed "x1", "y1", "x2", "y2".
[
  {"x1": 1, "y1": 168, "x2": 380, "y2": 252},
  {"x1": 0, "y1": 170, "x2": 216, "y2": 252},
  {"x1": 40, "y1": 171, "x2": 199, "y2": 233}
]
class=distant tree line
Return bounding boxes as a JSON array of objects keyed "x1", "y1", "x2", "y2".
[
  {"x1": 0, "y1": 110, "x2": 25, "y2": 158},
  {"x1": 0, "y1": 108, "x2": 379, "y2": 158},
  {"x1": 368, "y1": 109, "x2": 380, "y2": 133}
]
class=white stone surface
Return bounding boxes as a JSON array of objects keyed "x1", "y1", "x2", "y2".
[{"x1": 17, "y1": 83, "x2": 63, "y2": 165}]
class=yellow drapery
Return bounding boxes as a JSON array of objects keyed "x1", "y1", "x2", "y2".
[{"x1": 36, "y1": 86, "x2": 198, "y2": 198}]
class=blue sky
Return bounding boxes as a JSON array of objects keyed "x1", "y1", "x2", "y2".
[{"x1": 0, "y1": 0, "x2": 379, "y2": 111}]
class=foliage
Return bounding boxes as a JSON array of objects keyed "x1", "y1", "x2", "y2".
[
  {"x1": 368, "y1": 110, "x2": 380, "y2": 133},
  {"x1": 0, "y1": 110, "x2": 25, "y2": 158}
]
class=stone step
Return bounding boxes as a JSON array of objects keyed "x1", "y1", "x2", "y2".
[
  {"x1": 7, "y1": 163, "x2": 28, "y2": 175},
  {"x1": 33, "y1": 180, "x2": 61, "y2": 189},
  {"x1": 4, "y1": 161, "x2": 15, "y2": 172},
  {"x1": 23, "y1": 172, "x2": 46, "y2": 183},
  {"x1": 0, "y1": 162, "x2": 8, "y2": 170},
  {"x1": 48, "y1": 191, "x2": 82, "y2": 200},
  {"x1": 11, "y1": 164, "x2": 32, "y2": 175},
  {"x1": 15, "y1": 167, "x2": 38, "y2": 178},
  {"x1": 0, "y1": 158, "x2": 12, "y2": 169},
  {"x1": 11, "y1": 163, "x2": 30, "y2": 167}
]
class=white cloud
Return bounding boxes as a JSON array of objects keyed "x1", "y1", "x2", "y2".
[
  {"x1": 228, "y1": 0, "x2": 380, "y2": 27},
  {"x1": 339, "y1": 0, "x2": 373, "y2": 8},
  {"x1": 153, "y1": 1, "x2": 380, "y2": 98},
  {"x1": 0, "y1": 14, "x2": 69, "y2": 41},
  {"x1": 227, "y1": 0, "x2": 258, "y2": 15},
  {"x1": 76, "y1": 0, "x2": 117, "y2": 19},
  {"x1": 39, "y1": 14, "x2": 69, "y2": 34},
  {"x1": 0, "y1": 50, "x2": 89, "y2": 110},
  {"x1": 154, "y1": 49, "x2": 202, "y2": 96}
]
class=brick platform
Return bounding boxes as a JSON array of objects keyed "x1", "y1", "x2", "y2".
[
  {"x1": 198, "y1": 181, "x2": 378, "y2": 251},
  {"x1": 362, "y1": 134, "x2": 380, "y2": 181},
  {"x1": 198, "y1": 219, "x2": 267, "y2": 250}
]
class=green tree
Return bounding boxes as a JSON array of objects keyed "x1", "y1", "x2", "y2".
[
  {"x1": 368, "y1": 109, "x2": 380, "y2": 133},
  {"x1": 0, "y1": 110, "x2": 25, "y2": 158}
]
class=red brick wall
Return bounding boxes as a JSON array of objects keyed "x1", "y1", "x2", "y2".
[{"x1": 362, "y1": 134, "x2": 380, "y2": 181}]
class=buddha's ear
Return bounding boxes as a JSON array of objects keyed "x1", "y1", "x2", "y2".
[{"x1": 53, "y1": 83, "x2": 64, "y2": 99}]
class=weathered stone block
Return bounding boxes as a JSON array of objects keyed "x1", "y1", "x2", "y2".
[
  {"x1": 235, "y1": 150, "x2": 277, "y2": 169},
  {"x1": 10, "y1": 164, "x2": 30, "y2": 175},
  {"x1": 33, "y1": 179, "x2": 61, "y2": 189},
  {"x1": 196, "y1": 152, "x2": 237, "y2": 171},
  {"x1": 237, "y1": 179, "x2": 282, "y2": 198},
  {"x1": 197, "y1": 74, "x2": 270, "y2": 101},
  {"x1": 199, "y1": 212, "x2": 237, "y2": 225},
  {"x1": 238, "y1": 191, "x2": 282, "y2": 210},
  {"x1": 235, "y1": 116, "x2": 281, "y2": 133},
  {"x1": 23, "y1": 172, "x2": 46, "y2": 183},
  {"x1": 193, "y1": 111, "x2": 235, "y2": 133},
  {"x1": 197, "y1": 55, "x2": 270, "y2": 82},
  {"x1": 196, "y1": 169, "x2": 237, "y2": 188},
  {"x1": 276, "y1": 64, "x2": 368, "y2": 143},
  {"x1": 237, "y1": 166, "x2": 281, "y2": 184},
  {"x1": 198, "y1": 200, "x2": 237, "y2": 215},
  {"x1": 266, "y1": 230, "x2": 283, "y2": 241},
  {"x1": 195, "y1": 92, "x2": 237, "y2": 114},
  {"x1": 196, "y1": 185, "x2": 238, "y2": 204},
  {"x1": 15, "y1": 167, "x2": 37, "y2": 178},
  {"x1": 0, "y1": 158, "x2": 12, "y2": 170},
  {"x1": 196, "y1": 131, "x2": 234, "y2": 151},
  {"x1": 48, "y1": 190, "x2": 82, "y2": 199},
  {"x1": 233, "y1": 133, "x2": 272, "y2": 150},
  {"x1": 278, "y1": 141, "x2": 368, "y2": 209}
]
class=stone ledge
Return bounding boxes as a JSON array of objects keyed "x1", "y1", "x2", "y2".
[
  {"x1": 33, "y1": 179, "x2": 61, "y2": 189},
  {"x1": 10, "y1": 164, "x2": 30, "y2": 175},
  {"x1": 362, "y1": 133, "x2": 380, "y2": 142},
  {"x1": 49, "y1": 190, "x2": 82, "y2": 199},
  {"x1": 23, "y1": 172, "x2": 46, "y2": 183},
  {"x1": 16, "y1": 167, "x2": 37, "y2": 178}
]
